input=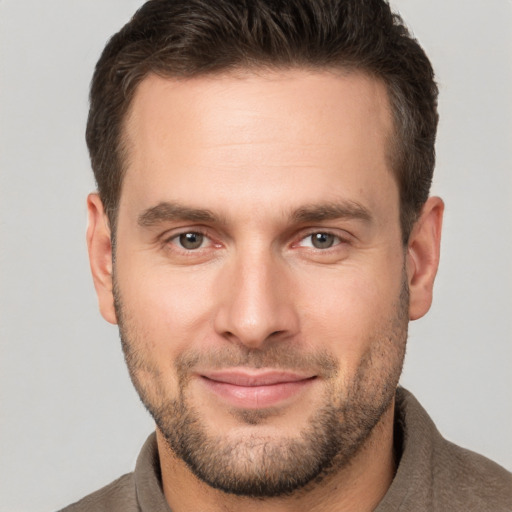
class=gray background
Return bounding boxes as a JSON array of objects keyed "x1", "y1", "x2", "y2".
[{"x1": 0, "y1": 1, "x2": 510, "y2": 511}]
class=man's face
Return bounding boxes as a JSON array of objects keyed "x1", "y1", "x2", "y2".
[{"x1": 110, "y1": 70, "x2": 409, "y2": 496}]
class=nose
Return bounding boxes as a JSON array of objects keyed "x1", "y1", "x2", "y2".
[{"x1": 213, "y1": 248, "x2": 300, "y2": 350}]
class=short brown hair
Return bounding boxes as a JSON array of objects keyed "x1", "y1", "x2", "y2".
[{"x1": 87, "y1": 0, "x2": 438, "y2": 242}]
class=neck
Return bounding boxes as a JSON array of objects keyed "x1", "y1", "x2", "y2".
[{"x1": 156, "y1": 399, "x2": 397, "y2": 512}]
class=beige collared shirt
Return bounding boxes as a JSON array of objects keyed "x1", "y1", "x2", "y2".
[{"x1": 60, "y1": 388, "x2": 512, "y2": 512}]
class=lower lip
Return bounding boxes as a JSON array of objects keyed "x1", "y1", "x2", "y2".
[{"x1": 199, "y1": 377, "x2": 315, "y2": 409}]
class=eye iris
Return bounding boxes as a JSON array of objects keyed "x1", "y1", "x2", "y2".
[
  {"x1": 179, "y1": 233, "x2": 203, "y2": 250},
  {"x1": 312, "y1": 233, "x2": 335, "y2": 249}
]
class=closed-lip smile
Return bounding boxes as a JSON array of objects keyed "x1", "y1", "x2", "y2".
[{"x1": 198, "y1": 369, "x2": 317, "y2": 409}]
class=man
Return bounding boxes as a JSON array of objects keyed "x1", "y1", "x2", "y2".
[{"x1": 62, "y1": 0, "x2": 512, "y2": 510}]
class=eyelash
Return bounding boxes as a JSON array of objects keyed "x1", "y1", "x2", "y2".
[
  {"x1": 296, "y1": 230, "x2": 348, "y2": 250},
  {"x1": 164, "y1": 229, "x2": 214, "y2": 251},
  {"x1": 163, "y1": 229, "x2": 349, "y2": 253}
]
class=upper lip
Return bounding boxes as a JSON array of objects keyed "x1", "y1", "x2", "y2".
[{"x1": 199, "y1": 370, "x2": 316, "y2": 386}]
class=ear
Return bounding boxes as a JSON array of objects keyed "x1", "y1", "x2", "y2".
[
  {"x1": 406, "y1": 196, "x2": 444, "y2": 321},
  {"x1": 86, "y1": 193, "x2": 117, "y2": 325}
]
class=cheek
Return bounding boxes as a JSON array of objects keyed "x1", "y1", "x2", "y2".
[
  {"x1": 115, "y1": 257, "x2": 218, "y2": 357},
  {"x1": 295, "y1": 263, "x2": 403, "y2": 364}
]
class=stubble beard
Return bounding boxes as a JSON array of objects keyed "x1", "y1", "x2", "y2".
[{"x1": 114, "y1": 278, "x2": 409, "y2": 498}]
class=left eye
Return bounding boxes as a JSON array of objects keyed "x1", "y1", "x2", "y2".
[
  {"x1": 299, "y1": 232, "x2": 341, "y2": 249},
  {"x1": 175, "y1": 232, "x2": 207, "y2": 250}
]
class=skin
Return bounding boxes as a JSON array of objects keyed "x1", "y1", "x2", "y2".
[{"x1": 87, "y1": 69, "x2": 443, "y2": 512}]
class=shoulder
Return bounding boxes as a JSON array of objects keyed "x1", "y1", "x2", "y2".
[
  {"x1": 58, "y1": 472, "x2": 138, "y2": 512},
  {"x1": 387, "y1": 388, "x2": 512, "y2": 512},
  {"x1": 58, "y1": 433, "x2": 167, "y2": 512},
  {"x1": 432, "y1": 437, "x2": 512, "y2": 511}
]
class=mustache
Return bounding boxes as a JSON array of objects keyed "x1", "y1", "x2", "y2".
[{"x1": 174, "y1": 345, "x2": 339, "y2": 380}]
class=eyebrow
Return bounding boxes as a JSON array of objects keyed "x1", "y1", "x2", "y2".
[
  {"x1": 138, "y1": 202, "x2": 218, "y2": 227},
  {"x1": 138, "y1": 199, "x2": 372, "y2": 228},
  {"x1": 291, "y1": 201, "x2": 372, "y2": 224}
]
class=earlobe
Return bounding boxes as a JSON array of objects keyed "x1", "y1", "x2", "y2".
[
  {"x1": 86, "y1": 193, "x2": 118, "y2": 325},
  {"x1": 406, "y1": 196, "x2": 444, "y2": 321}
]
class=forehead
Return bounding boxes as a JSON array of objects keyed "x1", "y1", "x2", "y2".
[
  {"x1": 124, "y1": 68, "x2": 393, "y2": 154},
  {"x1": 121, "y1": 69, "x2": 397, "y2": 221}
]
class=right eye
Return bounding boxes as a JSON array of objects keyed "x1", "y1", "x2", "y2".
[{"x1": 171, "y1": 232, "x2": 209, "y2": 250}]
